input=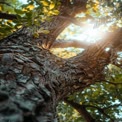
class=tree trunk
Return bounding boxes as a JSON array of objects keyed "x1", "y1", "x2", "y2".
[
  {"x1": 0, "y1": 27, "x2": 113, "y2": 122},
  {"x1": 0, "y1": 0, "x2": 121, "y2": 120}
]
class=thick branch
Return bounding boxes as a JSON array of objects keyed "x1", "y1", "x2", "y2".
[
  {"x1": 64, "y1": 100, "x2": 117, "y2": 122},
  {"x1": 64, "y1": 98, "x2": 95, "y2": 122},
  {"x1": 98, "y1": 28, "x2": 122, "y2": 51},
  {"x1": 59, "y1": 15, "x2": 86, "y2": 27},
  {"x1": 41, "y1": 0, "x2": 88, "y2": 49},
  {"x1": 51, "y1": 28, "x2": 122, "y2": 50},
  {"x1": 0, "y1": 12, "x2": 17, "y2": 20},
  {"x1": 111, "y1": 28, "x2": 122, "y2": 51},
  {"x1": 51, "y1": 39, "x2": 89, "y2": 48}
]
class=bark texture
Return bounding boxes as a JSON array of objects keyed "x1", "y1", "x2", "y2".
[
  {"x1": 0, "y1": 29, "x2": 58, "y2": 122},
  {"x1": 0, "y1": 0, "x2": 122, "y2": 121},
  {"x1": 0, "y1": 27, "x2": 116, "y2": 122}
]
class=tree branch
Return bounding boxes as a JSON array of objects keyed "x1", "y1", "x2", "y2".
[
  {"x1": 110, "y1": 28, "x2": 122, "y2": 51},
  {"x1": 50, "y1": 26, "x2": 122, "y2": 51},
  {"x1": 82, "y1": 105, "x2": 115, "y2": 122},
  {"x1": 44, "y1": 0, "x2": 88, "y2": 49},
  {"x1": 101, "y1": 29, "x2": 121, "y2": 50},
  {"x1": 51, "y1": 39, "x2": 90, "y2": 48},
  {"x1": 64, "y1": 98, "x2": 119, "y2": 122},
  {"x1": 104, "y1": 103, "x2": 122, "y2": 110},
  {"x1": 59, "y1": 15, "x2": 86, "y2": 27},
  {"x1": 102, "y1": 80, "x2": 122, "y2": 85},
  {"x1": 0, "y1": 12, "x2": 17, "y2": 20},
  {"x1": 64, "y1": 98, "x2": 95, "y2": 122}
]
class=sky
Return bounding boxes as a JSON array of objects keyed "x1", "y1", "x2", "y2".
[{"x1": 19, "y1": 0, "x2": 27, "y2": 4}]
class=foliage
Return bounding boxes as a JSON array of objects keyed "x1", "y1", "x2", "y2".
[
  {"x1": 87, "y1": 0, "x2": 122, "y2": 28},
  {"x1": 0, "y1": 0, "x2": 60, "y2": 39},
  {"x1": 58, "y1": 102, "x2": 85, "y2": 122},
  {"x1": 51, "y1": 48, "x2": 82, "y2": 58}
]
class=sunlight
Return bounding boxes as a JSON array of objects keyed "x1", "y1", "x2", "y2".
[
  {"x1": 68, "y1": 23, "x2": 107, "y2": 45},
  {"x1": 82, "y1": 24, "x2": 104, "y2": 41},
  {"x1": 57, "y1": 20, "x2": 108, "y2": 47},
  {"x1": 19, "y1": 0, "x2": 27, "y2": 4}
]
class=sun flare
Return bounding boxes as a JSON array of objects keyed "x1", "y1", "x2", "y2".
[
  {"x1": 58, "y1": 22, "x2": 108, "y2": 46},
  {"x1": 69, "y1": 23, "x2": 107, "y2": 44}
]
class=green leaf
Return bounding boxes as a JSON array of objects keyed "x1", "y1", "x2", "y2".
[{"x1": 14, "y1": 9, "x2": 24, "y2": 15}]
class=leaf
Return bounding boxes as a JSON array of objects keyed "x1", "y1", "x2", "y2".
[
  {"x1": 41, "y1": 1, "x2": 49, "y2": 6},
  {"x1": 38, "y1": 28, "x2": 50, "y2": 34},
  {"x1": 52, "y1": 10, "x2": 59, "y2": 15},
  {"x1": 14, "y1": 9, "x2": 24, "y2": 15},
  {"x1": 7, "y1": 21, "x2": 13, "y2": 27},
  {"x1": 0, "y1": 6, "x2": 2, "y2": 11},
  {"x1": 43, "y1": 7, "x2": 48, "y2": 13},
  {"x1": 27, "y1": 5, "x2": 34, "y2": 10},
  {"x1": 49, "y1": 3, "x2": 55, "y2": 9}
]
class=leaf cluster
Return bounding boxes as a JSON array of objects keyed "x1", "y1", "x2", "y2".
[{"x1": 0, "y1": 0, "x2": 60, "y2": 39}]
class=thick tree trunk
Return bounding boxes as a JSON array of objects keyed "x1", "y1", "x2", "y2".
[
  {"x1": 0, "y1": 29, "x2": 59, "y2": 122},
  {"x1": 0, "y1": 0, "x2": 121, "y2": 121},
  {"x1": 0, "y1": 27, "x2": 114, "y2": 122}
]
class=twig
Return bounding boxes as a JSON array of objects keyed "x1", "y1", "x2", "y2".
[{"x1": 0, "y1": 12, "x2": 17, "y2": 20}]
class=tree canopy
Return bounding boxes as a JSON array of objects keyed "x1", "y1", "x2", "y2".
[{"x1": 0, "y1": 0, "x2": 122, "y2": 122}]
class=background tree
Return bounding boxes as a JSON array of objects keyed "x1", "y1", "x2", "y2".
[{"x1": 0, "y1": 0, "x2": 122, "y2": 122}]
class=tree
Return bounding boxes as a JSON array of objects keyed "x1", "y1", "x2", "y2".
[{"x1": 0, "y1": 0, "x2": 122, "y2": 122}]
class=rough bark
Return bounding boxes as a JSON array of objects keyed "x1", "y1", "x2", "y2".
[
  {"x1": 51, "y1": 39, "x2": 90, "y2": 48},
  {"x1": 0, "y1": 0, "x2": 122, "y2": 121},
  {"x1": 0, "y1": 26, "x2": 118, "y2": 122}
]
